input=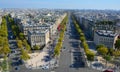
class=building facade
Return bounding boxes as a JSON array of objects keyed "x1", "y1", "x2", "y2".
[
  {"x1": 116, "y1": 23, "x2": 120, "y2": 35},
  {"x1": 94, "y1": 30, "x2": 118, "y2": 48},
  {"x1": 28, "y1": 29, "x2": 50, "y2": 48}
]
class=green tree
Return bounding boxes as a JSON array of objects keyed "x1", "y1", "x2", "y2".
[
  {"x1": 58, "y1": 37, "x2": 62, "y2": 42},
  {"x1": 33, "y1": 45, "x2": 40, "y2": 50},
  {"x1": 86, "y1": 51, "x2": 95, "y2": 61},
  {"x1": 115, "y1": 39, "x2": 120, "y2": 50},
  {"x1": 23, "y1": 39, "x2": 27, "y2": 46},
  {"x1": 113, "y1": 50, "x2": 120, "y2": 57},
  {"x1": 26, "y1": 44, "x2": 31, "y2": 51},
  {"x1": 21, "y1": 49, "x2": 30, "y2": 60},
  {"x1": 104, "y1": 55, "x2": 111, "y2": 66},
  {"x1": 0, "y1": 44, "x2": 10, "y2": 55},
  {"x1": 77, "y1": 28, "x2": 82, "y2": 33},
  {"x1": 80, "y1": 33, "x2": 84, "y2": 37},
  {"x1": 0, "y1": 36, "x2": 3, "y2": 46},
  {"x1": 108, "y1": 48, "x2": 114, "y2": 56},
  {"x1": 54, "y1": 47, "x2": 60, "y2": 56},
  {"x1": 80, "y1": 36, "x2": 85, "y2": 42},
  {"x1": 17, "y1": 40, "x2": 23, "y2": 48},
  {"x1": 82, "y1": 41, "x2": 89, "y2": 51},
  {"x1": 23, "y1": 39, "x2": 31, "y2": 51},
  {"x1": 53, "y1": 14, "x2": 68, "y2": 57},
  {"x1": 97, "y1": 46, "x2": 108, "y2": 56},
  {"x1": 96, "y1": 44, "x2": 105, "y2": 50},
  {"x1": 19, "y1": 32, "x2": 24, "y2": 40},
  {"x1": 1, "y1": 58, "x2": 7, "y2": 71}
]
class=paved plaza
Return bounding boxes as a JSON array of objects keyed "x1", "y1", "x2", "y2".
[{"x1": 25, "y1": 52, "x2": 49, "y2": 69}]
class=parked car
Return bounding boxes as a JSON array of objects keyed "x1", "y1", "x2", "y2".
[
  {"x1": 18, "y1": 59, "x2": 24, "y2": 65},
  {"x1": 15, "y1": 66, "x2": 20, "y2": 70},
  {"x1": 42, "y1": 65, "x2": 49, "y2": 70},
  {"x1": 103, "y1": 69, "x2": 113, "y2": 72}
]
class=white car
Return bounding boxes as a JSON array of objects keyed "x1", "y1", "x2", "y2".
[{"x1": 42, "y1": 65, "x2": 49, "y2": 70}]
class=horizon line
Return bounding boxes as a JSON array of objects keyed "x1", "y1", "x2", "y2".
[{"x1": 1, "y1": 8, "x2": 120, "y2": 11}]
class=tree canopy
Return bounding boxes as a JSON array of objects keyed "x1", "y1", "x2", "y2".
[
  {"x1": 115, "y1": 39, "x2": 120, "y2": 50},
  {"x1": 17, "y1": 40, "x2": 23, "y2": 48},
  {"x1": 33, "y1": 45, "x2": 40, "y2": 50},
  {"x1": 97, "y1": 46, "x2": 108, "y2": 56},
  {"x1": 0, "y1": 16, "x2": 10, "y2": 56}
]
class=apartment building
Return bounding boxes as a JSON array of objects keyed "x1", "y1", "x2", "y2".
[
  {"x1": 28, "y1": 29, "x2": 50, "y2": 48},
  {"x1": 94, "y1": 30, "x2": 118, "y2": 48}
]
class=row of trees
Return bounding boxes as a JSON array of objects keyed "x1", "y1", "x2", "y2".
[
  {"x1": 115, "y1": 39, "x2": 120, "y2": 50},
  {"x1": 54, "y1": 14, "x2": 68, "y2": 57},
  {"x1": 8, "y1": 16, "x2": 24, "y2": 40},
  {"x1": 7, "y1": 15, "x2": 30, "y2": 60},
  {"x1": 0, "y1": 16, "x2": 10, "y2": 71},
  {"x1": 72, "y1": 15, "x2": 95, "y2": 61},
  {"x1": 17, "y1": 39, "x2": 31, "y2": 52},
  {"x1": 0, "y1": 16, "x2": 11, "y2": 57}
]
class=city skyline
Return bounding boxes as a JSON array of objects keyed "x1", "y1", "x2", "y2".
[
  {"x1": 0, "y1": 0, "x2": 120, "y2": 10},
  {"x1": 0, "y1": 1, "x2": 120, "y2": 72}
]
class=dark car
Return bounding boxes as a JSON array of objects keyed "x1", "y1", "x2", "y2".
[
  {"x1": 18, "y1": 59, "x2": 24, "y2": 65},
  {"x1": 44, "y1": 56, "x2": 51, "y2": 62},
  {"x1": 74, "y1": 57, "x2": 78, "y2": 61},
  {"x1": 12, "y1": 62, "x2": 19, "y2": 66},
  {"x1": 15, "y1": 66, "x2": 20, "y2": 70},
  {"x1": 103, "y1": 69, "x2": 113, "y2": 72}
]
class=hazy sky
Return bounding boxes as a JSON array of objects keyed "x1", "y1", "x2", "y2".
[{"x1": 0, "y1": 0, "x2": 120, "y2": 9}]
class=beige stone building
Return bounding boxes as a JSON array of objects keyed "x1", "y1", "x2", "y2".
[
  {"x1": 19, "y1": 13, "x2": 66, "y2": 37},
  {"x1": 94, "y1": 30, "x2": 118, "y2": 48},
  {"x1": 28, "y1": 29, "x2": 50, "y2": 48}
]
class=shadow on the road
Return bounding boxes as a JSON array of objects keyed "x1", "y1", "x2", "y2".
[
  {"x1": 69, "y1": 35, "x2": 79, "y2": 40},
  {"x1": 69, "y1": 41, "x2": 79, "y2": 48},
  {"x1": 11, "y1": 61, "x2": 19, "y2": 66},
  {"x1": 68, "y1": 40, "x2": 86, "y2": 69},
  {"x1": 70, "y1": 61, "x2": 85, "y2": 69},
  {"x1": 12, "y1": 57, "x2": 19, "y2": 61},
  {"x1": 87, "y1": 42, "x2": 96, "y2": 50},
  {"x1": 11, "y1": 59, "x2": 24, "y2": 67}
]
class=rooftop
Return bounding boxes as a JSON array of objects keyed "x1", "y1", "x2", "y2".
[
  {"x1": 95, "y1": 30, "x2": 118, "y2": 37},
  {"x1": 28, "y1": 29, "x2": 49, "y2": 35}
]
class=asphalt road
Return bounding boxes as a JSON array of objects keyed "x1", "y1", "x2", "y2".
[
  {"x1": 54, "y1": 15, "x2": 100, "y2": 72},
  {"x1": 6, "y1": 19, "x2": 25, "y2": 72}
]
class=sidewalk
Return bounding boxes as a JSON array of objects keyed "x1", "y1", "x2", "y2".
[{"x1": 88, "y1": 56, "x2": 116, "y2": 71}]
